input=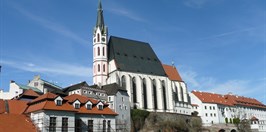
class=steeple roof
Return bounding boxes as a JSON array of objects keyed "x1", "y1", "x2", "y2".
[{"x1": 96, "y1": 0, "x2": 105, "y2": 31}]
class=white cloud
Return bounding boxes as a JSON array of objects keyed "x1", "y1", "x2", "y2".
[
  {"x1": 1, "y1": 59, "x2": 92, "y2": 77},
  {"x1": 184, "y1": 0, "x2": 210, "y2": 8},
  {"x1": 107, "y1": 7, "x2": 146, "y2": 23},
  {"x1": 12, "y1": 4, "x2": 89, "y2": 45},
  {"x1": 180, "y1": 68, "x2": 265, "y2": 101}
]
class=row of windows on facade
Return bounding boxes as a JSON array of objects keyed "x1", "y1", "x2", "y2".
[
  {"x1": 120, "y1": 75, "x2": 177, "y2": 110},
  {"x1": 49, "y1": 117, "x2": 112, "y2": 132},
  {"x1": 205, "y1": 106, "x2": 216, "y2": 110},
  {"x1": 205, "y1": 113, "x2": 217, "y2": 117},
  {"x1": 94, "y1": 64, "x2": 106, "y2": 73},
  {"x1": 56, "y1": 100, "x2": 103, "y2": 110},
  {"x1": 94, "y1": 33, "x2": 106, "y2": 43},
  {"x1": 70, "y1": 90, "x2": 106, "y2": 97},
  {"x1": 94, "y1": 46, "x2": 106, "y2": 57}
]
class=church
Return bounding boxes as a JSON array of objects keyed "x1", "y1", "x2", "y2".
[{"x1": 93, "y1": 0, "x2": 191, "y2": 114}]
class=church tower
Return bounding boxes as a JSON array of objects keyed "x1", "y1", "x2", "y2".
[{"x1": 93, "y1": 0, "x2": 108, "y2": 86}]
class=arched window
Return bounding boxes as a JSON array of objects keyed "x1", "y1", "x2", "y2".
[
  {"x1": 103, "y1": 47, "x2": 105, "y2": 56},
  {"x1": 98, "y1": 64, "x2": 100, "y2": 72},
  {"x1": 152, "y1": 79, "x2": 158, "y2": 110},
  {"x1": 97, "y1": 33, "x2": 100, "y2": 42},
  {"x1": 162, "y1": 80, "x2": 167, "y2": 111},
  {"x1": 103, "y1": 64, "x2": 105, "y2": 72},
  {"x1": 143, "y1": 78, "x2": 147, "y2": 109},
  {"x1": 180, "y1": 86, "x2": 184, "y2": 102},
  {"x1": 97, "y1": 47, "x2": 100, "y2": 56},
  {"x1": 121, "y1": 75, "x2": 126, "y2": 88},
  {"x1": 132, "y1": 77, "x2": 137, "y2": 107}
]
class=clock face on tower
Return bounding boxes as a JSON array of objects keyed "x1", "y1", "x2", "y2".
[{"x1": 102, "y1": 37, "x2": 105, "y2": 42}]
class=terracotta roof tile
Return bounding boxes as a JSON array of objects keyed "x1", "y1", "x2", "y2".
[
  {"x1": 64, "y1": 94, "x2": 98, "y2": 104},
  {"x1": 77, "y1": 105, "x2": 117, "y2": 115},
  {"x1": 22, "y1": 89, "x2": 40, "y2": 97},
  {"x1": 0, "y1": 99, "x2": 6, "y2": 114},
  {"x1": 26, "y1": 92, "x2": 117, "y2": 115},
  {"x1": 162, "y1": 64, "x2": 183, "y2": 81},
  {"x1": 29, "y1": 92, "x2": 57, "y2": 104},
  {"x1": 8, "y1": 100, "x2": 28, "y2": 114},
  {"x1": 0, "y1": 114, "x2": 37, "y2": 132},
  {"x1": 192, "y1": 91, "x2": 266, "y2": 108}
]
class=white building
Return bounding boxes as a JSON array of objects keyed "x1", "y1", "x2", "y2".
[
  {"x1": 190, "y1": 90, "x2": 266, "y2": 131},
  {"x1": 28, "y1": 75, "x2": 65, "y2": 95},
  {"x1": 102, "y1": 83, "x2": 131, "y2": 131},
  {"x1": 26, "y1": 92, "x2": 117, "y2": 132},
  {"x1": 92, "y1": 0, "x2": 191, "y2": 114},
  {"x1": 0, "y1": 80, "x2": 41, "y2": 100}
]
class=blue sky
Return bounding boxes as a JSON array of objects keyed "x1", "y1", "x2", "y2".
[{"x1": 0, "y1": 0, "x2": 265, "y2": 103}]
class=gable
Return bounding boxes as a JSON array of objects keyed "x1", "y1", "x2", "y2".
[{"x1": 108, "y1": 36, "x2": 166, "y2": 76}]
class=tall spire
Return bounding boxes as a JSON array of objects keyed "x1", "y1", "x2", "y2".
[{"x1": 96, "y1": 0, "x2": 105, "y2": 31}]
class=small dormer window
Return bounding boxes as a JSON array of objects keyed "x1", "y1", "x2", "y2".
[
  {"x1": 99, "y1": 104, "x2": 103, "y2": 110},
  {"x1": 87, "y1": 104, "x2": 92, "y2": 110},
  {"x1": 74, "y1": 103, "x2": 80, "y2": 109},
  {"x1": 56, "y1": 100, "x2": 62, "y2": 106}
]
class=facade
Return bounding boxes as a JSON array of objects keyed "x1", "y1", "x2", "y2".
[
  {"x1": 92, "y1": 0, "x2": 191, "y2": 114},
  {"x1": 63, "y1": 81, "x2": 107, "y2": 101},
  {"x1": 25, "y1": 92, "x2": 117, "y2": 132},
  {"x1": 0, "y1": 80, "x2": 42, "y2": 100},
  {"x1": 190, "y1": 90, "x2": 266, "y2": 131},
  {"x1": 102, "y1": 83, "x2": 131, "y2": 131},
  {"x1": 28, "y1": 75, "x2": 66, "y2": 95}
]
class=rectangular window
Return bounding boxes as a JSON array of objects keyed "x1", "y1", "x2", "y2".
[
  {"x1": 210, "y1": 106, "x2": 212, "y2": 110},
  {"x1": 75, "y1": 103, "x2": 80, "y2": 109},
  {"x1": 103, "y1": 120, "x2": 106, "y2": 132},
  {"x1": 49, "y1": 117, "x2": 56, "y2": 132},
  {"x1": 205, "y1": 106, "x2": 207, "y2": 109},
  {"x1": 87, "y1": 104, "x2": 92, "y2": 110},
  {"x1": 88, "y1": 120, "x2": 93, "y2": 132},
  {"x1": 205, "y1": 113, "x2": 208, "y2": 117},
  {"x1": 62, "y1": 117, "x2": 68, "y2": 132},
  {"x1": 56, "y1": 100, "x2": 62, "y2": 106},
  {"x1": 75, "y1": 119, "x2": 82, "y2": 132},
  {"x1": 107, "y1": 120, "x2": 111, "y2": 132},
  {"x1": 213, "y1": 106, "x2": 215, "y2": 110},
  {"x1": 99, "y1": 105, "x2": 103, "y2": 110}
]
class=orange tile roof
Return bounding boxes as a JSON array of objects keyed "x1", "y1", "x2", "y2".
[
  {"x1": 162, "y1": 64, "x2": 183, "y2": 81},
  {"x1": 0, "y1": 114, "x2": 37, "y2": 132},
  {"x1": 26, "y1": 92, "x2": 117, "y2": 115},
  {"x1": 25, "y1": 101, "x2": 77, "y2": 113},
  {"x1": 0, "y1": 99, "x2": 6, "y2": 114},
  {"x1": 29, "y1": 92, "x2": 57, "y2": 104},
  {"x1": 192, "y1": 91, "x2": 266, "y2": 109},
  {"x1": 22, "y1": 89, "x2": 40, "y2": 97},
  {"x1": 77, "y1": 105, "x2": 117, "y2": 115},
  {"x1": 64, "y1": 94, "x2": 98, "y2": 104},
  {"x1": 8, "y1": 100, "x2": 28, "y2": 114}
]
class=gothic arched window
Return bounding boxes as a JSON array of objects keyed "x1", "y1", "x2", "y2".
[
  {"x1": 98, "y1": 64, "x2": 100, "y2": 72},
  {"x1": 132, "y1": 77, "x2": 137, "y2": 105},
  {"x1": 97, "y1": 47, "x2": 100, "y2": 56},
  {"x1": 103, "y1": 64, "x2": 105, "y2": 72},
  {"x1": 103, "y1": 47, "x2": 105, "y2": 56},
  {"x1": 121, "y1": 75, "x2": 126, "y2": 89},
  {"x1": 143, "y1": 78, "x2": 148, "y2": 109},
  {"x1": 162, "y1": 80, "x2": 167, "y2": 111},
  {"x1": 97, "y1": 33, "x2": 100, "y2": 42},
  {"x1": 152, "y1": 79, "x2": 158, "y2": 110}
]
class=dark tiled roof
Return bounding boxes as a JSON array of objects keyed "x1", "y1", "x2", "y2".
[
  {"x1": 108, "y1": 36, "x2": 167, "y2": 76},
  {"x1": 63, "y1": 81, "x2": 89, "y2": 93},
  {"x1": 102, "y1": 83, "x2": 128, "y2": 96}
]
